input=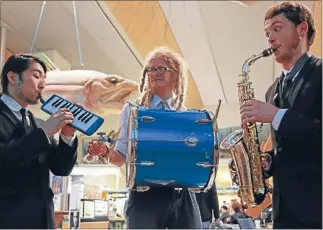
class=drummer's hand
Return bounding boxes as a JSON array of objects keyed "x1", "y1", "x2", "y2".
[{"x1": 87, "y1": 141, "x2": 109, "y2": 157}]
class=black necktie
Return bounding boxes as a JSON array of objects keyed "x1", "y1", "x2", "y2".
[
  {"x1": 20, "y1": 108, "x2": 29, "y2": 131},
  {"x1": 280, "y1": 52, "x2": 310, "y2": 98},
  {"x1": 282, "y1": 72, "x2": 293, "y2": 98}
]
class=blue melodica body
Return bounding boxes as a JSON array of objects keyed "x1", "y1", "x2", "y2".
[{"x1": 40, "y1": 94, "x2": 104, "y2": 136}]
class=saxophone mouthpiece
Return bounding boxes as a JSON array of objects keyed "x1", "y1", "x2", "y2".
[{"x1": 262, "y1": 48, "x2": 277, "y2": 57}]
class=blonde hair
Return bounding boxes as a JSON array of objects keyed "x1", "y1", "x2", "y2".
[{"x1": 138, "y1": 46, "x2": 188, "y2": 110}]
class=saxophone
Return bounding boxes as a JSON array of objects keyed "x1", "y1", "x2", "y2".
[{"x1": 220, "y1": 48, "x2": 276, "y2": 207}]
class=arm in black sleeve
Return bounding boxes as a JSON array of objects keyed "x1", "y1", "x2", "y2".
[
  {"x1": 47, "y1": 136, "x2": 78, "y2": 176},
  {"x1": 0, "y1": 128, "x2": 51, "y2": 169},
  {"x1": 277, "y1": 109, "x2": 321, "y2": 139},
  {"x1": 278, "y1": 62, "x2": 322, "y2": 140}
]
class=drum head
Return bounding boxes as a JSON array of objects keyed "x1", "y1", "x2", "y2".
[
  {"x1": 126, "y1": 150, "x2": 136, "y2": 189},
  {"x1": 126, "y1": 105, "x2": 138, "y2": 189},
  {"x1": 201, "y1": 111, "x2": 220, "y2": 191}
]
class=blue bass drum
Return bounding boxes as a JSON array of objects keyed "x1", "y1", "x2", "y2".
[{"x1": 126, "y1": 104, "x2": 220, "y2": 192}]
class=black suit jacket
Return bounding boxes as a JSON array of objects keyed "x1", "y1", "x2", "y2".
[
  {"x1": 0, "y1": 100, "x2": 78, "y2": 229},
  {"x1": 265, "y1": 56, "x2": 322, "y2": 227}
]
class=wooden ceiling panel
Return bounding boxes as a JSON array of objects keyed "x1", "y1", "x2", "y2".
[
  {"x1": 126, "y1": 2, "x2": 157, "y2": 47},
  {"x1": 104, "y1": 1, "x2": 119, "y2": 13},
  {"x1": 110, "y1": 1, "x2": 143, "y2": 33}
]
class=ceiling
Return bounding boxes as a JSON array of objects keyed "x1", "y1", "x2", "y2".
[
  {"x1": 0, "y1": 0, "x2": 319, "y2": 126},
  {"x1": 0, "y1": 1, "x2": 143, "y2": 82},
  {"x1": 159, "y1": 0, "x2": 317, "y2": 107}
]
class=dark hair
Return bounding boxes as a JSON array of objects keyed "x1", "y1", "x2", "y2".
[
  {"x1": 221, "y1": 205, "x2": 228, "y2": 210},
  {"x1": 1, "y1": 54, "x2": 47, "y2": 94},
  {"x1": 264, "y1": 1, "x2": 316, "y2": 47}
]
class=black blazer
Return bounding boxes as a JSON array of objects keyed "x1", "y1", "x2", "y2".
[
  {"x1": 265, "y1": 56, "x2": 322, "y2": 226},
  {"x1": 0, "y1": 100, "x2": 78, "y2": 229}
]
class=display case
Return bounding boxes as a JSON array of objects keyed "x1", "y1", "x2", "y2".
[
  {"x1": 80, "y1": 199, "x2": 109, "y2": 222},
  {"x1": 80, "y1": 199, "x2": 95, "y2": 221},
  {"x1": 94, "y1": 199, "x2": 109, "y2": 221}
]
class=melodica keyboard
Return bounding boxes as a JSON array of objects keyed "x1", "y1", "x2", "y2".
[{"x1": 40, "y1": 94, "x2": 104, "y2": 136}]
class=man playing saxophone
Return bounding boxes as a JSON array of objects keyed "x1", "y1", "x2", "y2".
[{"x1": 240, "y1": 2, "x2": 321, "y2": 229}]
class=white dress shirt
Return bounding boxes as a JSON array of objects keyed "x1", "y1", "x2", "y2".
[
  {"x1": 114, "y1": 95, "x2": 174, "y2": 156},
  {"x1": 0, "y1": 94, "x2": 76, "y2": 145}
]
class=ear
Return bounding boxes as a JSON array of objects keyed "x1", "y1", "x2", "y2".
[
  {"x1": 308, "y1": 29, "x2": 316, "y2": 47},
  {"x1": 297, "y1": 21, "x2": 308, "y2": 38},
  {"x1": 7, "y1": 71, "x2": 18, "y2": 85}
]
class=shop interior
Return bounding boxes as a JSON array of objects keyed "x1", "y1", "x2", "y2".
[{"x1": 0, "y1": 0, "x2": 321, "y2": 229}]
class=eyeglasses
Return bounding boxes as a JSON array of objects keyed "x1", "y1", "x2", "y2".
[{"x1": 145, "y1": 67, "x2": 172, "y2": 75}]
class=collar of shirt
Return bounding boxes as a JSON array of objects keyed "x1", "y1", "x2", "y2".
[
  {"x1": 0, "y1": 94, "x2": 28, "y2": 113},
  {"x1": 282, "y1": 51, "x2": 311, "y2": 82},
  {"x1": 151, "y1": 95, "x2": 174, "y2": 110},
  {"x1": 282, "y1": 68, "x2": 290, "y2": 76}
]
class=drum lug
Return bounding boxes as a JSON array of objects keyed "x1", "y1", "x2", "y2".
[
  {"x1": 141, "y1": 116, "x2": 155, "y2": 122},
  {"x1": 196, "y1": 162, "x2": 215, "y2": 168},
  {"x1": 195, "y1": 119, "x2": 211, "y2": 124},
  {"x1": 132, "y1": 161, "x2": 155, "y2": 167},
  {"x1": 135, "y1": 186, "x2": 150, "y2": 192},
  {"x1": 184, "y1": 136, "x2": 199, "y2": 147}
]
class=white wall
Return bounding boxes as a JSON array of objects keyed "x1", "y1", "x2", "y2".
[
  {"x1": 43, "y1": 49, "x2": 71, "y2": 70},
  {"x1": 205, "y1": 103, "x2": 241, "y2": 128}
]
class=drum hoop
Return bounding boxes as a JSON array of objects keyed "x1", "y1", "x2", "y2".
[
  {"x1": 126, "y1": 103, "x2": 139, "y2": 189},
  {"x1": 203, "y1": 110, "x2": 220, "y2": 191}
]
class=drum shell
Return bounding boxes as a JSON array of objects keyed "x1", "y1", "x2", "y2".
[{"x1": 127, "y1": 108, "x2": 217, "y2": 190}]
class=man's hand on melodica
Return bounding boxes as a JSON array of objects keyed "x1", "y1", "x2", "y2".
[
  {"x1": 60, "y1": 102, "x2": 84, "y2": 137},
  {"x1": 43, "y1": 108, "x2": 74, "y2": 137}
]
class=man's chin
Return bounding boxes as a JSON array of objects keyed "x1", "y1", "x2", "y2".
[
  {"x1": 28, "y1": 98, "x2": 40, "y2": 105},
  {"x1": 273, "y1": 49, "x2": 288, "y2": 64},
  {"x1": 274, "y1": 54, "x2": 283, "y2": 64}
]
